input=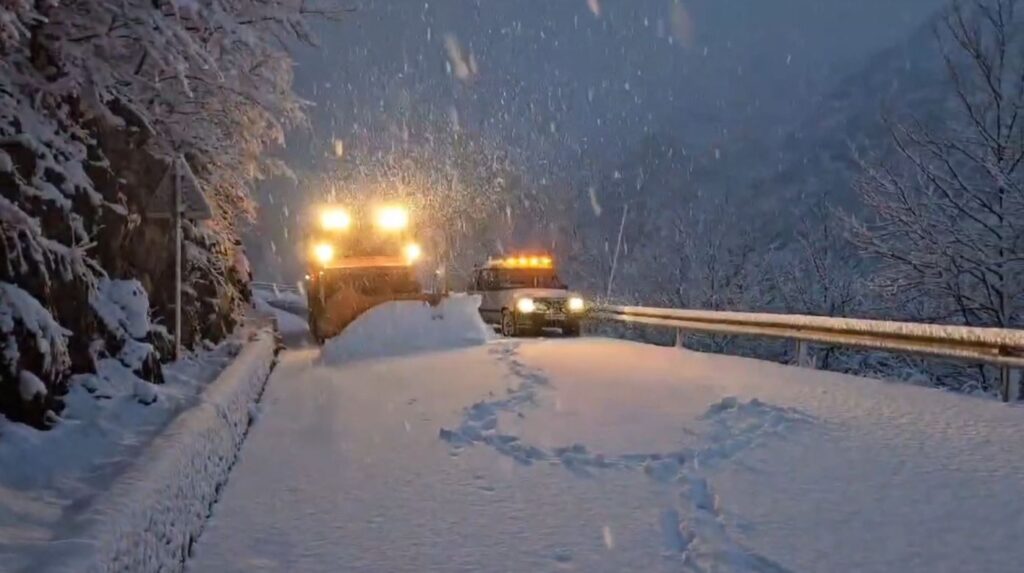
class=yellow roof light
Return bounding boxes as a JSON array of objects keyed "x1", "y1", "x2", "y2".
[
  {"x1": 319, "y1": 207, "x2": 351, "y2": 231},
  {"x1": 375, "y1": 205, "x2": 409, "y2": 231}
]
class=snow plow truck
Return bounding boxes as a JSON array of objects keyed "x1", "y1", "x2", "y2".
[{"x1": 303, "y1": 204, "x2": 439, "y2": 344}]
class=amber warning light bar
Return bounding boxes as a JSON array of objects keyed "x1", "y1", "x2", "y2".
[{"x1": 486, "y1": 255, "x2": 554, "y2": 269}]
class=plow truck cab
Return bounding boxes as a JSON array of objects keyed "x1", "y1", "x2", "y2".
[
  {"x1": 304, "y1": 204, "x2": 434, "y2": 344},
  {"x1": 469, "y1": 255, "x2": 587, "y2": 337}
]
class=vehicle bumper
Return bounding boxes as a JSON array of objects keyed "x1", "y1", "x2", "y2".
[{"x1": 515, "y1": 312, "x2": 581, "y2": 331}]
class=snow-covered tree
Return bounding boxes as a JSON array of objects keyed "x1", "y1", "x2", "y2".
[
  {"x1": 669, "y1": 197, "x2": 777, "y2": 313},
  {"x1": 777, "y1": 202, "x2": 865, "y2": 320},
  {"x1": 773, "y1": 200, "x2": 873, "y2": 370},
  {"x1": 850, "y1": 0, "x2": 1024, "y2": 391},
  {"x1": 1, "y1": 1, "x2": 337, "y2": 426}
]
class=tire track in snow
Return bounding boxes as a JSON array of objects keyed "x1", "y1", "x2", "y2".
[{"x1": 439, "y1": 342, "x2": 809, "y2": 571}]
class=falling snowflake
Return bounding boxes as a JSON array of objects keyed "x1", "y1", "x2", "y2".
[
  {"x1": 443, "y1": 33, "x2": 473, "y2": 81},
  {"x1": 588, "y1": 187, "x2": 602, "y2": 216},
  {"x1": 602, "y1": 525, "x2": 615, "y2": 549}
]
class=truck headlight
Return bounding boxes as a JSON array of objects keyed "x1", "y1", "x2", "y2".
[
  {"x1": 319, "y1": 208, "x2": 351, "y2": 231},
  {"x1": 375, "y1": 205, "x2": 409, "y2": 231},
  {"x1": 567, "y1": 296, "x2": 585, "y2": 312},
  {"x1": 312, "y1": 243, "x2": 334, "y2": 265},
  {"x1": 403, "y1": 242, "x2": 422, "y2": 263},
  {"x1": 516, "y1": 298, "x2": 536, "y2": 313}
]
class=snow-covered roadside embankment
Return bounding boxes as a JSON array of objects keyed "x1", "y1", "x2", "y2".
[{"x1": 50, "y1": 327, "x2": 278, "y2": 573}]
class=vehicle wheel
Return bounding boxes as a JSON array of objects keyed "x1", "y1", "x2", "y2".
[
  {"x1": 500, "y1": 309, "x2": 517, "y2": 337},
  {"x1": 563, "y1": 322, "x2": 581, "y2": 337}
]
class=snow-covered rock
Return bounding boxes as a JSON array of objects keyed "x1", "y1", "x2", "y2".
[
  {"x1": 92, "y1": 279, "x2": 151, "y2": 340},
  {"x1": 16, "y1": 370, "x2": 46, "y2": 401}
]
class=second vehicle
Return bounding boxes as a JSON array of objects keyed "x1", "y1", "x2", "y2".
[{"x1": 469, "y1": 255, "x2": 586, "y2": 337}]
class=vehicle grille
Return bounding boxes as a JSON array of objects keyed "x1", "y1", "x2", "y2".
[{"x1": 534, "y1": 298, "x2": 565, "y2": 313}]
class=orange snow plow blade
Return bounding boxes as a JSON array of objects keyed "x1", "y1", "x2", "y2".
[
  {"x1": 315, "y1": 289, "x2": 442, "y2": 341},
  {"x1": 307, "y1": 265, "x2": 443, "y2": 343}
]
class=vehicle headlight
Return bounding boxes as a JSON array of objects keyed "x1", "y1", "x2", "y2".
[
  {"x1": 375, "y1": 205, "x2": 409, "y2": 231},
  {"x1": 516, "y1": 298, "x2": 536, "y2": 313},
  {"x1": 312, "y1": 243, "x2": 334, "y2": 265},
  {"x1": 403, "y1": 242, "x2": 422, "y2": 263},
  {"x1": 567, "y1": 296, "x2": 585, "y2": 312},
  {"x1": 319, "y1": 208, "x2": 351, "y2": 231}
]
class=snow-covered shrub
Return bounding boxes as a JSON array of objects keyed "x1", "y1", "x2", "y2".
[
  {"x1": 0, "y1": 283, "x2": 71, "y2": 424},
  {"x1": 1, "y1": 71, "x2": 110, "y2": 426},
  {"x1": 92, "y1": 279, "x2": 151, "y2": 341},
  {"x1": 90, "y1": 278, "x2": 163, "y2": 383}
]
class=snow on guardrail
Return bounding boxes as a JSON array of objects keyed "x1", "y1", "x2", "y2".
[
  {"x1": 596, "y1": 304, "x2": 1024, "y2": 401},
  {"x1": 49, "y1": 324, "x2": 278, "y2": 573},
  {"x1": 251, "y1": 281, "x2": 300, "y2": 294}
]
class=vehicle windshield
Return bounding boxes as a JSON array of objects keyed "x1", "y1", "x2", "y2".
[
  {"x1": 495, "y1": 268, "x2": 565, "y2": 289},
  {"x1": 310, "y1": 232, "x2": 406, "y2": 258}
]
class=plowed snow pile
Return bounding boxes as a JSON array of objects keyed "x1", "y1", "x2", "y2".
[{"x1": 322, "y1": 294, "x2": 493, "y2": 364}]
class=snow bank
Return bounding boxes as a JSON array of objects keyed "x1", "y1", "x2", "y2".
[
  {"x1": 252, "y1": 284, "x2": 307, "y2": 323},
  {"x1": 253, "y1": 297, "x2": 308, "y2": 336},
  {"x1": 45, "y1": 328, "x2": 277, "y2": 573},
  {"x1": 322, "y1": 294, "x2": 493, "y2": 364},
  {"x1": 255, "y1": 289, "x2": 306, "y2": 310}
]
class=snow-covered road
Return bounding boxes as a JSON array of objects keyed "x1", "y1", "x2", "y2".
[{"x1": 188, "y1": 298, "x2": 1024, "y2": 573}]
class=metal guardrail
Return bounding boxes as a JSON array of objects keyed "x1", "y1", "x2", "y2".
[
  {"x1": 251, "y1": 281, "x2": 301, "y2": 294},
  {"x1": 596, "y1": 305, "x2": 1024, "y2": 402}
]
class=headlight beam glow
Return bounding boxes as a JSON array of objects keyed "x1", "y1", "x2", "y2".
[
  {"x1": 312, "y1": 243, "x2": 335, "y2": 265},
  {"x1": 516, "y1": 298, "x2": 536, "y2": 313},
  {"x1": 404, "y1": 242, "x2": 422, "y2": 263},
  {"x1": 319, "y1": 208, "x2": 351, "y2": 231},
  {"x1": 375, "y1": 206, "x2": 410, "y2": 231}
]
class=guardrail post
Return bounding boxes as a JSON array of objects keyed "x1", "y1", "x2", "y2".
[
  {"x1": 795, "y1": 340, "x2": 813, "y2": 369},
  {"x1": 674, "y1": 328, "x2": 686, "y2": 348},
  {"x1": 1000, "y1": 366, "x2": 1020, "y2": 403}
]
